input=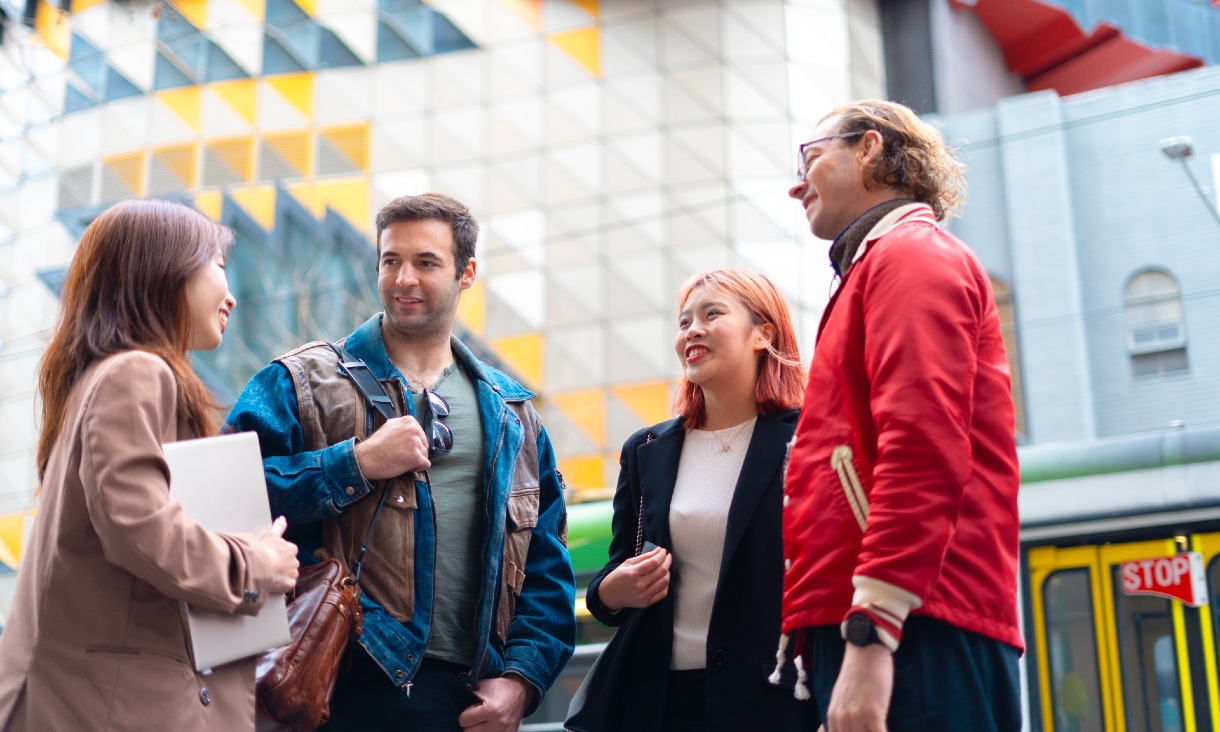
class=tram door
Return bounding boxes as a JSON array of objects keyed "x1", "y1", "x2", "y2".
[{"x1": 1029, "y1": 535, "x2": 1220, "y2": 732}]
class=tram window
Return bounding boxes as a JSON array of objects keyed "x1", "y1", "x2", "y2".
[
  {"x1": 1112, "y1": 567, "x2": 1184, "y2": 732},
  {"x1": 1043, "y1": 569, "x2": 1105, "y2": 732}
]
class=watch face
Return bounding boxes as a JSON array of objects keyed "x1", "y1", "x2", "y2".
[{"x1": 846, "y1": 614, "x2": 876, "y2": 646}]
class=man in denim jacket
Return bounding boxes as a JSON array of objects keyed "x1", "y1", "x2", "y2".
[{"x1": 225, "y1": 193, "x2": 576, "y2": 731}]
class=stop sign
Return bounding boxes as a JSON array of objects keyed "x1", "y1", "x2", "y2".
[{"x1": 1120, "y1": 552, "x2": 1208, "y2": 607}]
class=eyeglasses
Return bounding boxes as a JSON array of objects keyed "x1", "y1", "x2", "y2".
[
  {"x1": 423, "y1": 389, "x2": 452, "y2": 456},
  {"x1": 795, "y1": 131, "x2": 865, "y2": 180}
]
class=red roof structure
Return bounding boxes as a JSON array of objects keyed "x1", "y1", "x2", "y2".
[{"x1": 950, "y1": 0, "x2": 1204, "y2": 95}]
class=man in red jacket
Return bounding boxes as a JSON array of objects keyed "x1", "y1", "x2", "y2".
[{"x1": 780, "y1": 99, "x2": 1023, "y2": 732}]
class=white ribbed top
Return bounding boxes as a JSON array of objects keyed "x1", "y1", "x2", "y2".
[{"x1": 669, "y1": 417, "x2": 756, "y2": 670}]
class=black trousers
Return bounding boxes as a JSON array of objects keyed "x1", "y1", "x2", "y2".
[
  {"x1": 800, "y1": 615, "x2": 1021, "y2": 732},
  {"x1": 660, "y1": 668, "x2": 708, "y2": 732}
]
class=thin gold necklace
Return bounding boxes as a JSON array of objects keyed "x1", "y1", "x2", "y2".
[{"x1": 712, "y1": 419, "x2": 753, "y2": 452}]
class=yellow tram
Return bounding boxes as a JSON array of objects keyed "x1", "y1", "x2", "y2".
[{"x1": 1022, "y1": 425, "x2": 1220, "y2": 732}]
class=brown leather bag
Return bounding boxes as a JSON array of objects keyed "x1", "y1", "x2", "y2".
[{"x1": 254, "y1": 558, "x2": 362, "y2": 732}]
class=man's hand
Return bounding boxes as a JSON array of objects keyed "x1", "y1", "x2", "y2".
[
  {"x1": 457, "y1": 674, "x2": 534, "y2": 731},
  {"x1": 820, "y1": 643, "x2": 894, "y2": 732},
  {"x1": 596, "y1": 547, "x2": 671, "y2": 611},
  {"x1": 353, "y1": 415, "x2": 430, "y2": 480}
]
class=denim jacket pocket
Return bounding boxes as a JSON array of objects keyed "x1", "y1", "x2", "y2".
[
  {"x1": 496, "y1": 486, "x2": 539, "y2": 641},
  {"x1": 323, "y1": 475, "x2": 418, "y2": 622}
]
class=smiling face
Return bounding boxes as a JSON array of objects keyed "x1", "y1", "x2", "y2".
[
  {"x1": 184, "y1": 248, "x2": 235, "y2": 351},
  {"x1": 788, "y1": 116, "x2": 878, "y2": 241},
  {"x1": 674, "y1": 284, "x2": 771, "y2": 395},
  {"x1": 377, "y1": 218, "x2": 475, "y2": 343}
]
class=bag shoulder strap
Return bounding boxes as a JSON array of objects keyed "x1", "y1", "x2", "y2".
[
  {"x1": 324, "y1": 342, "x2": 397, "y2": 422},
  {"x1": 323, "y1": 341, "x2": 397, "y2": 585}
]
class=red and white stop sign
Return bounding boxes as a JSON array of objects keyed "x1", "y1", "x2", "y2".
[{"x1": 1120, "y1": 552, "x2": 1208, "y2": 607}]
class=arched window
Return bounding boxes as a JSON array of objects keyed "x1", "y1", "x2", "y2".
[
  {"x1": 991, "y1": 277, "x2": 1026, "y2": 441},
  {"x1": 1123, "y1": 269, "x2": 1188, "y2": 379}
]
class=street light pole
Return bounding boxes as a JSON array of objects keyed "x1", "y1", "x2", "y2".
[{"x1": 1159, "y1": 136, "x2": 1220, "y2": 229}]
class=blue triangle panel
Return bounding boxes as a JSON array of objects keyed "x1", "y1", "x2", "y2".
[
  {"x1": 430, "y1": 10, "x2": 476, "y2": 54},
  {"x1": 263, "y1": 34, "x2": 309, "y2": 75},
  {"x1": 157, "y1": 6, "x2": 200, "y2": 44},
  {"x1": 204, "y1": 41, "x2": 251, "y2": 81},
  {"x1": 104, "y1": 66, "x2": 142, "y2": 101},
  {"x1": 36, "y1": 267, "x2": 69, "y2": 297},
  {"x1": 63, "y1": 83, "x2": 96, "y2": 114},
  {"x1": 318, "y1": 28, "x2": 363, "y2": 68},
  {"x1": 278, "y1": 21, "x2": 321, "y2": 68},
  {"x1": 392, "y1": 7, "x2": 434, "y2": 55},
  {"x1": 69, "y1": 31, "x2": 101, "y2": 63},
  {"x1": 379, "y1": 0, "x2": 425, "y2": 13},
  {"x1": 166, "y1": 34, "x2": 209, "y2": 77},
  {"x1": 266, "y1": 0, "x2": 310, "y2": 29},
  {"x1": 154, "y1": 51, "x2": 197, "y2": 90},
  {"x1": 70, "y1": 33, "x2": 107, "y2": 95},
  {"x1": 376, "y1": 20, "x2": 421, "y2": 62}
]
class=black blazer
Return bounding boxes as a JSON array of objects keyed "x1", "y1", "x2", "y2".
[{"x1": 585, "y1": 409, "x2": 814, "y2": 732}]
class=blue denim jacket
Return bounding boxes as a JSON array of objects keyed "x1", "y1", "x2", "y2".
[{"x1": 224, "y1": 315, "x2": 576, "y2": 703}]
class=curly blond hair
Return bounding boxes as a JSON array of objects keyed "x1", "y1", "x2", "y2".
[{"x1": 821, "y1": 100, "x2": 965, "y2": 221}]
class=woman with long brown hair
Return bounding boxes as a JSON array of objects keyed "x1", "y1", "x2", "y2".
[
  {"x1": 0, "y1": 199, "x2": 299, "y2": 731},
  {"x1": 574, "y1": 269, "x2": 816, "y2": 731}
]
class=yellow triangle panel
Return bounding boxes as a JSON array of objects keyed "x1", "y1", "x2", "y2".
[
  {"x1": 321, "y1": 124, "x2": 370, "y2": 172},
  {"x1": 267, "y1": 73, "x2": 315, "y2": 119},
  {"x1": 211, "y1": 79, "x2": 257, "y2": 126},
  {"x1": 612, "y1": 380, "x2": 671, "y2": 427},
  {"x1": 194, "y1": 190, "x2": 223, "y2": 221},
  {"x1": 70, "y1": 0, "x2": 107, "y2": 13},
  {"x1": 103, "y1": 152, "x2": 145, "y2": 196},
  {"x1": 35, "y1": 1, "x2": 70, "y2": 61},
  {"x1": 168, "y1": 0, "x2": 209, "y2": 30},
  {"x1": 0, "y1": 511, "x2": 27, "y2": 570},
  {"x1": 457, "y1": 280, "x2": 486, "y2": 337},
  {"x1": 501, "y1": 0, "x2": 542, "y2": 30},
  {"x1": 285, "y1": 179, "x2": 369, "y2": 232},
  {"x1": 293, "y1": 0, "x2": 316, "y2": 16},
  {"x1": 557, "y1": 454, "x2": 605, "y2": 492},
  {"x1": 263, "y1": 131, "x2": 312, "y2": 176},
  {"x1": 207, "y1": 137, "x2": 254, "y2": 183},
  {"x1": 157, "y1": 87, "x2": 202, "y2": 131},
  {"x1": 154, "y1": 144, "x2": 197, "y2": 187},
  {"x1": 233, "y1": 0, "x2": 266, "y2": 21},
  {"x1": 491, "y1": 332, "x2": 543, "y2": 389},
  {"x1": 228, "y1": 185, "x2": 278, "y2": 230},
  {"x1": 549, "y1": 27, "x2": 600, "y2": 77},
  {"x1": 552, "y1": 388, "x2": 606, "y2": 447}
]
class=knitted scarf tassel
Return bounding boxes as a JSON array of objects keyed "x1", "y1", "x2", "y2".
[{"x1": 767, "y1": 632, "x2": 811, "y2": 700}]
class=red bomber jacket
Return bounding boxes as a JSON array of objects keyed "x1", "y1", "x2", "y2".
[{"x1": 781, "y1": 203, "x2": 1023, "y2": 653}]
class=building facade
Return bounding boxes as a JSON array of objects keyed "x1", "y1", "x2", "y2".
[{"x1": 0, "y1": 0, "x2": 885, "y2": 515}]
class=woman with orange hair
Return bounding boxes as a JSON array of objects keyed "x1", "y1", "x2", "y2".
[
  {"x1": 578, "y1": 269, "x2": 814, "y2": 731},
  {"x1": 0, "y1": 199, "x2": 299, "y2": 731}
]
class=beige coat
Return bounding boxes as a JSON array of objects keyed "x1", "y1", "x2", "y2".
[{"x1": 0, "y1": 351, "x2": 278, "y2": 731}]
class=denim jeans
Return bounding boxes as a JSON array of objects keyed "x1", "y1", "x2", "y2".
[
  {"x1": 321, "y1": 648, "x2": 479, "y2": 732},
  {"x1": 800, "y1": 615, "x2": 1021, "y2": 732}
]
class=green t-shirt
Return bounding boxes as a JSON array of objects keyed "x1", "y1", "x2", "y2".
[{"x1": 415, "y1": 359, "x2": 485, "y2": 665}]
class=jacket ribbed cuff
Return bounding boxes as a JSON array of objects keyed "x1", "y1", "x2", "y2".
[{"x1": 843, "y1": 575, "x2": 922, "y2": 652}]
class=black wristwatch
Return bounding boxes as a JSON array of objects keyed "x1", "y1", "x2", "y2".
[{"x1": 844, "y1": 613, "x2": 882, "y2": 647}]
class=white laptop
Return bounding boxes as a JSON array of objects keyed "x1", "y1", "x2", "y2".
[{"x1": 163, "y1": 431, "x2": 292, "y2": 671}]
